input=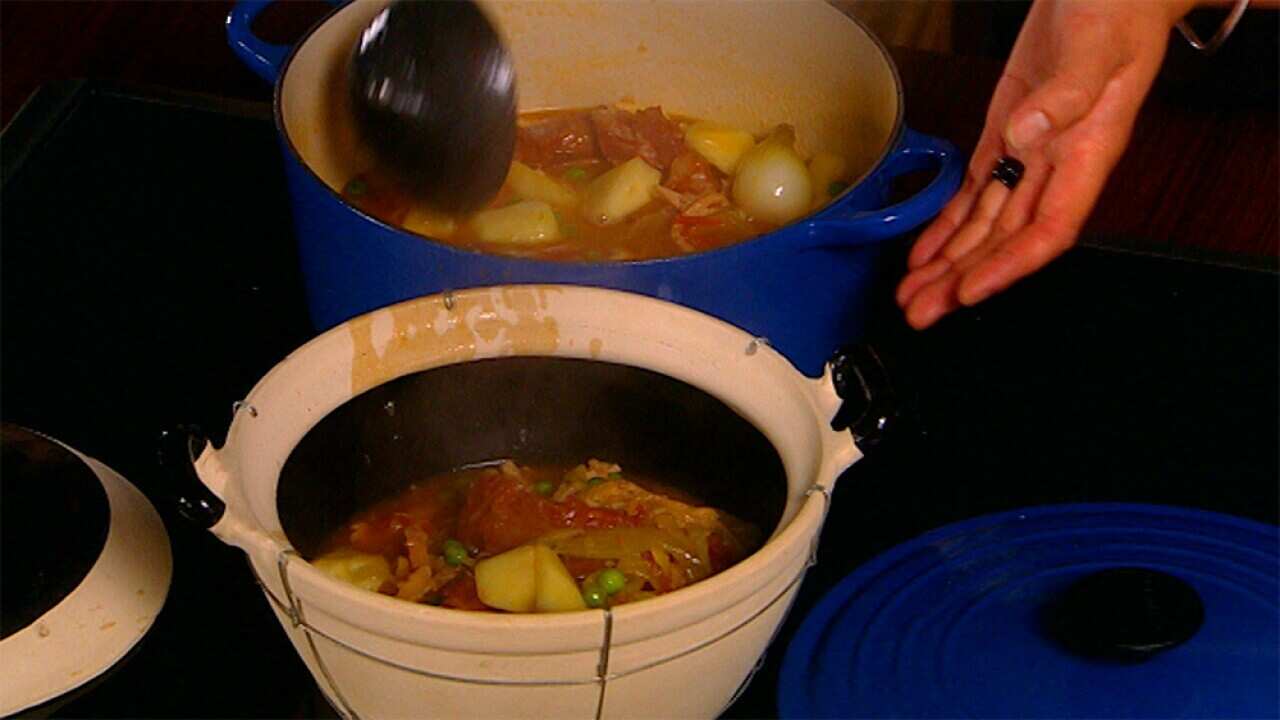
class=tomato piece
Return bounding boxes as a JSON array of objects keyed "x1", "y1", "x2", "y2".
[
  {"x1": 457, "y1": 472, "x2": 636, "y2": 555},
  {"x1": 457, "y1": 472, "x2": 553, "y2": 554}
]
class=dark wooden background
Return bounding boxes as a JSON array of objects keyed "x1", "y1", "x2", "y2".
[{"x1": 2, "y1": 0, "x2": 1276, "y2": 260}]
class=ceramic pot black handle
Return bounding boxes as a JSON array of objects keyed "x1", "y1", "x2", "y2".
[
  {"x1": 828, "y1": 344, "x2": 898, "y2": 451},
  {"x1": 157, "y1": 425, "x2": 225, "y2": 529}
]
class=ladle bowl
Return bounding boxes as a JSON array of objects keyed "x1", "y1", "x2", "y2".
[{"x1": 347, "y1": 0, "x2": 516, "y2": 211}]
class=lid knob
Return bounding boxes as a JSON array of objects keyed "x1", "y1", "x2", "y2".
[{"x1": 1044, "y1": 567, "x2": 1205, "y2": 662}]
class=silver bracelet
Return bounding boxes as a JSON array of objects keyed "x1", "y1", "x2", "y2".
[{"x1": 1175, "y1": 0, "x2": 1251, "y2": 54}]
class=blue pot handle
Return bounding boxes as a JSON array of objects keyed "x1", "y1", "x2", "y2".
[
  {"x1": 226, "y1": 0, "x2": 290, "y2": 84},
  {"x1": 226, "y1": 0, "x2": 345, "y2": 84},
  {"x1": 808, "y1": 128, "x2": 965, "y2": 247}
]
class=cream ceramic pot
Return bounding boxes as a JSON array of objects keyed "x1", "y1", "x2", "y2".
[{"x1": 166, "y1": 286, "x2": 891, "y2": 719}]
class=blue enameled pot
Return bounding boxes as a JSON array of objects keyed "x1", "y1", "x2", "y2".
[{"x1": 229, "y1": 0, "x2": 963, "y2": 376}]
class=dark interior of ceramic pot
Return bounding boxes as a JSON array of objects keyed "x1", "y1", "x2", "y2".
[{"x1": 278, "y1": 357, "x2": 788, "y2": 558}]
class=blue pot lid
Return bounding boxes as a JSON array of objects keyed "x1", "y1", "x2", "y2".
[{"x1": 779, "y1": 503, "x2": 1279, "y2": 719}]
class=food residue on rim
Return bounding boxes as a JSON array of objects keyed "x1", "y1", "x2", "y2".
[{"x1": 349, "y1": 287, "x2": 561, "y2": 395}]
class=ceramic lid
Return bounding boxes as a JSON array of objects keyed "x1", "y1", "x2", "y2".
[
  {"x1": 778, "y1": 503, "x2": 1279, "y2": 719},
  {"x1": 0, "y1": 425, "x2": 173, "y2": 716},
  {"x1": 2, "y1": 425, "x2": 112, "y2": 637}
]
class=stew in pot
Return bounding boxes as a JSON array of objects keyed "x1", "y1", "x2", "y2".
[
  {"x1": 342, "y1": 105, "x2": 855, "y2": 261},
  {"x1": 311, "y1": 459, "x2": 762, "y2": 612}
]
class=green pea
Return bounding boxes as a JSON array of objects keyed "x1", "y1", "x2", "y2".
[
  {"x1": 598, "y1": 568, "x2": 626, "y2": 595},
  {"x1": 564, "y1": 167, "x2": 588, "y2": 181},
  {"x1": 442, "y1": 539, "x2": 469, "y2": 566},
  {"x1": 344, "y1": 178, "x2": 368, "y2": 197},
  {"x1": 607, "y1": 472, "x2": 623, "y2": 480},
  {"x1": 533, "y1": 479, "x2": 555, "y2": 496},
  {"x1": 827, "y1": 180, "x2": 848, "y2": 198},
  {"x1": 587, "y1": 476, "x2": 605, "y2": 487},
  {"x1": 582, "y1": 582, "x2": 607, "y2": 608}
]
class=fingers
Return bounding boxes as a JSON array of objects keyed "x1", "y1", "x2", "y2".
[
  {"x1": 907, "y1": 74, "x2": 1032, "y2": 270},
  {"x1": 955, "y1": 135, "x2": 1119, "y2": 306},
  {"x1": 905, "y1": 153, "x2": 1036, "y2": 298},
  {"x1": 907, "y1": 177, "x2": 977, "y2": 269},
  {"x1": 897, "y1": 153, "x2": 1044, "y2": 327},
  {"x1": 907, "y1": 137, "x2": 1007, "y2": 270},
  {"x1": 940, "y1": 180, "x2": 1009, "y2": 261},
  {"x1": 895, "y1": 256, "x2": 952, "y2": 306},
  {"x1": 897, "y1": 157, "x2": 1016, "y2": 323},
  {"x1": 902, "y1": 264, "x2": 964, "y2": 330},
  {"x1": 989, "y1": 157, "x2": 1051, "y2": 239}
]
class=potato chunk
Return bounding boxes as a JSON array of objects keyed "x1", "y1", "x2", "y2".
[
  {"x1": 475, "y1": 544, "x2": 588, "y2": 613},
  {"x1": 808, "y1": 152, "x2": 848, "y2": 209},
  {"x1": 507, "y1": 161, "x2": 579, "y2": 207},
  {"x1": 582, "y1": 157, "x2": 661, "y2": 226},
  {"x1": 685, "y1": 121, "x2": 755, "y2": 175},
  {"x1": 534, "y1": 545, "x2": 587, "y2": 612},
  {"x1": 312, "y1": 549, "x2": 393, "y2": 593},
  {"x1": 470, "y1": 200, "x2": 561, "y2": 245},
  {"x1": 402, "y1": 206, "x2": 458, "y2": 239},
  {"x1": 475, "y1": 545, "x2": 538, "y2": 612}
]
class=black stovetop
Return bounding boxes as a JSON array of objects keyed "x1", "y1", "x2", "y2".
[{"x1": 2, "y1": 82, "x2": 1276, "y2": 719}]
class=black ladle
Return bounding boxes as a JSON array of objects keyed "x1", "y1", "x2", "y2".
[{"x1": 348, "y1": 0, "x2": 516, "y2": 212}]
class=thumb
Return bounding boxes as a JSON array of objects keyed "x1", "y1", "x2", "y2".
[{"x1": 1003, "y1": 50, "x2": 1125, "y2": 153}]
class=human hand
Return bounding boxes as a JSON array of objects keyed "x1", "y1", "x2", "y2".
[{"x1": 896, "y1": 0, "x2": 1197, "y2": 329}]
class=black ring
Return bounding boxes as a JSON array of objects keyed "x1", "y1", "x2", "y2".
[{"x1": 992, "y1": 156, "x2": 1025, "y2": 189}]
